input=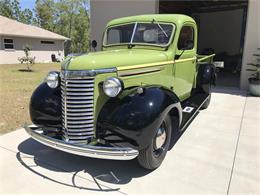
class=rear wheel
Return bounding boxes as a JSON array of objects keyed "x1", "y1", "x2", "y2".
[{"x1": 137, "y1": 115, "x2": 172, "y2": 170}]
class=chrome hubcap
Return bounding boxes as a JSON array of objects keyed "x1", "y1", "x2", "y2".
[{"x1": 154, "y1": 126, "x2": 166, "y2": 150}]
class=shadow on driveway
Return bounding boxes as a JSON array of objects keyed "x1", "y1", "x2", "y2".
[
  {"x1": 15, "y1": 105, "x2": 198, "y2": 192},
  {"x1": 16, "y1": 138, "x2": 152, "y2": 192}
]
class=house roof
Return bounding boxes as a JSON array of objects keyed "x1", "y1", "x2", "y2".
[{"x1": 0, "y1": 15, "x2": 69, "y2": 40}]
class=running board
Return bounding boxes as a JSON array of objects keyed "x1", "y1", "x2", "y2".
[{"x1": 180, "y1": 93, "x2": 209, "y2": 130}]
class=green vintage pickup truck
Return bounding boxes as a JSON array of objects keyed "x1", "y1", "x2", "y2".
[{"x1": 25, "y1": 14, "x2": 216, "y2": 169}]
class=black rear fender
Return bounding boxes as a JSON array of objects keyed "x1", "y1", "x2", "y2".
[{"x1": 197, "y1": 63, "x2": 216, "y2": 93}]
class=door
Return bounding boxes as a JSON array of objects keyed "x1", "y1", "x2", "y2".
[{"x1": 173, "y1": 24, "x2": 197, "y2": 101}]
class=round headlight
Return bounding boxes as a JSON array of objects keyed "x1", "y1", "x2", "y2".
[
  {"x1": 45, "y1": 71, "x2": 59, "y2": 88},
  {"x1": 103, "y1": 77, "x2": 122, "y2": 97}
]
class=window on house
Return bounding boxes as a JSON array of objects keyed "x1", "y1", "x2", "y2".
[
  {"x1": 178, "y1": 26, "x2": 194, "y2": 50},
  {"x1": 4, "y1": 39, "x2": 14, "y2": 49},
  {"x1": 41, "y1": 40, "x2": 55, "y2": 44}
]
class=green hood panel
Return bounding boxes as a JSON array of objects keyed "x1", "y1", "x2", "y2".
[{"x1": 67, "y1": 49, "x2": 168, "y2": 70}]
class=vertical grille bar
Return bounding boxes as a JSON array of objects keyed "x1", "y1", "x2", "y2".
[{"x1": 61, "y1": 76, "x2": 95, "y2": 143}]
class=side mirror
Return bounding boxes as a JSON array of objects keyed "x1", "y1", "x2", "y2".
[{"x1": 91, "y1": 40, "x2": 97, "y2": 51}]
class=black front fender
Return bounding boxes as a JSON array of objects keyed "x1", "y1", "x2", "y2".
[
  {"x1": 97, "y1": 86, "x2": 181, "y2": 150},
  {"x1": 30, "y1": 82, "x2": 62, "y2": 128}
]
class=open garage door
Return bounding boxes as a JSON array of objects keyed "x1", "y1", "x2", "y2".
[{"x1": 159, "y1": 0, "x2": 248, "y2": 88}]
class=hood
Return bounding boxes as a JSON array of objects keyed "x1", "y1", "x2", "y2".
[{"x1": 67, "y1": 49, "x2": 168, "y2": 70}]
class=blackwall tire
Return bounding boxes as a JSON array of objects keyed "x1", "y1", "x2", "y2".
[{"x1": 137, "y1": 115, "x2": 172, "y2": 170}]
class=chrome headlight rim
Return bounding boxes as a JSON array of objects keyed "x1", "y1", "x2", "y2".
[
  {"x1": 45, "y1": 71, "x2": 60, "y2": 88},
  {"x1": 103, "y1": 77, "x2": 123, "y2": 97}
]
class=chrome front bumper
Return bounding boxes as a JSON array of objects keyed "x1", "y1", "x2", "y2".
[{"x1": 24, "y1": 125, "x2": 139, "y2": 160}]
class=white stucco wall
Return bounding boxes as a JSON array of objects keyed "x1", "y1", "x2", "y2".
[
  {"x1": 240, "y1": 0, "x2": 260, "y2": 89},
  {"x1": 90, "y1": 0, "x2": 158, "y2": 50},
  {"x1": 0, "y1": 36, "x2": 65, "y2": 64}
]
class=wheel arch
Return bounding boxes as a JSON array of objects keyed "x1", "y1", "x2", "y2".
[
  {"x1": 97, "y1": 85, "x2": 182, "y2": 150},
  {"x1": 197, "y1": 63, "x2": 216, "y2": 94},
  {"x1": 168, "y1": 105, "x2": 182, "y2": 128}
]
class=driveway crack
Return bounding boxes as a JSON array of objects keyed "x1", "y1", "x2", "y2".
[{"x1": 226, "y1": 95, "x2": 248, "y2": 195}]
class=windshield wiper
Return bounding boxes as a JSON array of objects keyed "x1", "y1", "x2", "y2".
[
  {"x1": 152, "y1": 19, "x2": 168, "y2": 38},
  {"x1": 128, "y1": 22, "x2": 138, "y2": 48}
]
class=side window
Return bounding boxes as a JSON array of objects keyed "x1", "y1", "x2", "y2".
[
  {"x1": 4, "y1": 38, "x2": 14, "y2": 49},
  {"x1": 178, "y1": 26, "x2": 194, "y2": 50}
]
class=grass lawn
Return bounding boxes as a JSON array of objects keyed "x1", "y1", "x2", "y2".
[{"x1": 0, "y1": 63, "x2": 60, "y2": 134}]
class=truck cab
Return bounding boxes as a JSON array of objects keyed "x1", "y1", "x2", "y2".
[{"x1": 26, "y1": 14, "x2": 216, "y2": 169}]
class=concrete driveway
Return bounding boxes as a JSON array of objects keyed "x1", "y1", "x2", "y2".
[{"x1": 0, "y1": 88, "x2": 259, "y2": 195}]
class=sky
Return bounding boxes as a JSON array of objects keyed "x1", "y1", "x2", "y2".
[
  {"x1": 19, "y1": 0, "x2": 90, "y2": 11},
  {"x1": 20, "y1": 0, "x2": 35, "y2": 10}
]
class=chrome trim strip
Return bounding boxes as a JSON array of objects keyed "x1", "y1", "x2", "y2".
[
  {"x1": 66, "y1": 108, "x2": 93, "y2": 112},
  {"x1": 67, "y1": 116, "x2": 94, "y2": 120},
  {"x1": 118, "y1": 66, "x2": 164, "y2": 77},
  {"x1": 117, "y1": 60, "x2": 173, "y2": 71},
  {"x1": 65, "y1": 112, "x2": 94, "y2": 116},
  {"x1": 64, "y1": 104, "x2": 94, "y2": 108},
  {"x1": 67, "y1": 131, "x2": 94, "y2": 136},
  {"x1": 66, "y1": 135, "x2": 93, "y2": 140},
  {"x1": 61, "y1": 87, "x2": 94, "y2": 92},
  {"x1": 66, "y1": 100, "x2": 94, "y2": 104},
  {"x1": 63, "y1": 92, "x2": 94, "y2": 96},
  {"x1": 62, "y1": 80, "x2": 94, "y2": 83},
  {"x1": 66, "y1": 96, "x2": 93, "y2": 100},
  {"x1": 61, "y1": 68, "x2": 117, "y2": 78},
  {"x1": 65, "y1": 83, "x2": 94, "y2": 87},
  {"x1": 25, "y1": 125, "x2": 139, "y2": 160},
  {"x1": 67, "y1": 128, "x2": 94, "y2": 132},
  {"x1": 67, "y1": 124, "x2": 94, "y2": 128},
  {"x1": 66, "y1": 120, "x2": 94, "y2": 124}
]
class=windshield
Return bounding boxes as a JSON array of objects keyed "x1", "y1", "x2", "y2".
[{"x1": 104, "y1": 22, "x2": 175, "y2": 47}]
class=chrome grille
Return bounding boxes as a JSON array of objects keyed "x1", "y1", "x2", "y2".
[{"x1": 61, "y1": 76, "x2": 95, "y2": 143}]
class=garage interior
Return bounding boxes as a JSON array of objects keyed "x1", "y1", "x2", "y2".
[{"x1": 159, "y1": 0, "x2": 248, "y2": 88}]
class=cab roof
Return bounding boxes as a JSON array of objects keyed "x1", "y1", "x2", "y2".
[{"x1": 106, "y1": 14, "x2": 195, "y2": 27}]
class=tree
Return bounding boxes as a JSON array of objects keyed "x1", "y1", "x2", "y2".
[
  {"x1": 0, "y1": 0, "x2": 13, "y2": 18},
  {"x1": 49, "y1": 0, "x2": 89, "y2": 53},
  {"x1": 72, "y1": 6, "x2": 90, "y2": 53},
  {"x1": 34, "y1": 0, "x2": 56, "y2": 31},
  {"x1": 1, "y1": 0, "x2": 90, "y2": 54},
  {"x1": 18, "y1": 44, "x2": 35, "y2": 71},
  {"x1": 20, "y1": 8, "x2": 34, "y2": 24},
  {"x1": 11, "y1": 0, "x2": 21, "y2": 20},
  {"x1": 0, "y1": 0, "x2": 20, "y2": 20},
  {"x1": 0, "y1": 0, "x2": 37, "y2": 25}
]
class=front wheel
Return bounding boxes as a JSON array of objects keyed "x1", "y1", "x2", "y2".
[{"x1": 137, "y1": 115, "x2": 172, "y2": 170}]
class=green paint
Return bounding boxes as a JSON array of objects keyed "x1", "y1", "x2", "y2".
[
  {"x1": 61, "y1": 14, "x2": 215, "y2": 132},
  {"x1": 67, "y1": 49, "x2": 168, "y2": 70}
]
